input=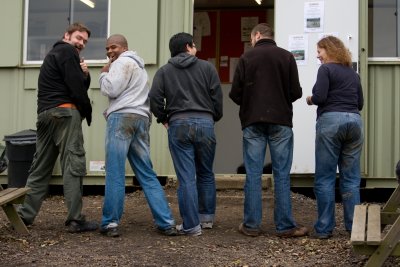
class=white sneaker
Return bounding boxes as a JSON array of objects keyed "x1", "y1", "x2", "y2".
[
  {"x1": 200, "y1": 221, "x2": 213, "y2": 229},
  {"x1": 176, "y1": 224, "x2": 202, "y2": 236}
]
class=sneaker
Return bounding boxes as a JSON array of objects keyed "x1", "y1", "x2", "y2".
[
  {"x1": 200, "y1": 221, "x2": 213, "y2": 229},
  {"x1": 158, "y1": 226, "x2": 178, "y2": 236},
  {"x1": 67, "y1": 220, "x2": 99, "y2": 233},
  {"x1": 100, "y1": 223, "x2": 119, "y2": 237},
  {"x1": 176, "y1": 224, "x2": 202, "y2": 236},
  {"x1": 276, "y1": 225, "x2": 309, "y2": 238},
  {"x1": 238, "y1": 223, "x2": 261, "y2": 237},
  {"x1": 310, "y1": 232, "x2": 332, "y2": 239}
]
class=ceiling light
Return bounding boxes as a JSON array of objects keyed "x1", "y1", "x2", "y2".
[
  {"x1": 255, "y1": 0, "x2": 262, "y2": 5},
  {"x1": 80, "y1": 0, "x2": 95, "y2": 8}
]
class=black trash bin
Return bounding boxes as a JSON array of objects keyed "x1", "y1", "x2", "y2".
[{"x1": 4, "y1": 129, "x2": 36, "y2": 187}]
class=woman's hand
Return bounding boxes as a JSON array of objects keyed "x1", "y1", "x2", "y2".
[{"x1": 306, "y1": 96, "x2": 313, "y2": 105}]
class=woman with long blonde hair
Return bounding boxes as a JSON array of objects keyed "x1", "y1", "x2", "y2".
[{"x1": 306, "y1": 36, "x2": 364, "y2": 239}]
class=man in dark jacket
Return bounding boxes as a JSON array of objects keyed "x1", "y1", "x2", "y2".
[
  {"x1": 150, "y1": 32, "x2": 223, "y2": 236},
  {"x1": 18, "y1": 23, "x2": 97, "y2": 233},
  {"x1": 230, "y1": 23, "x2": 308, "y2": 238}
]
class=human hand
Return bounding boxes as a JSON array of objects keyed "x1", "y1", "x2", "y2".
[
  {"x1": 101, "y1": 63, "x2": 110, "y2": 73},
  {"x1": 80, "y1": 57, "x2": 89, "y2": 76},
  {"x1": 163, "y1": 123, "x2": 169, "y2": 129},
  {"x1": 101, "y1": 58, "x2": 112, "y2": 73},
  {"x1": 306, "y1": 96, "x2": 313, "y2": 105}
]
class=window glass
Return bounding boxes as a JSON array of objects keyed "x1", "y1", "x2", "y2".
[
  {"x1": 25, "y1": 0, "x2": 108, "y2": 63},
  {"x1": 368, "y1": 0, "x2": 397, "y2": 57}
]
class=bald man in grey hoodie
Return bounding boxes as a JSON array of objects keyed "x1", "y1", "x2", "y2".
[{"x1": 98, "y1": 34, "x2": 176, "y2": 237}]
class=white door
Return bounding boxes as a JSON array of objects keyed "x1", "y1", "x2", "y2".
[{"x1": 275, "y1": 0, "x2": 359, "y2": 173}]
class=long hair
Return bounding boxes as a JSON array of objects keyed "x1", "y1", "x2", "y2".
[{"x1": 317, "y1": 36, "x2": 352, "y2": 67}]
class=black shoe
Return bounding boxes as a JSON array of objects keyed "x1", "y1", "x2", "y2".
[
  {"x1": 310, "y1": 232, "x2": 333, "y2": 239},
  {"x1": 20, "y1": 217, "x2": 32, "y2": 227},
  {"x1": 67, "y1": 220, "x2": 99, "y2": 233},
  {"x1": 158, "y1": 226, "x2": 178, "y2": 236},
  {"x1": 100, "y1": 226, "x2": 120, "y2": 237},
  {"x1": 238, "y1": 223, "x2": 261, "y2": 237}
]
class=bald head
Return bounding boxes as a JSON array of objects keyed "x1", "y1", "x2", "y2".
[
  {"x1": 105, "y1": 34, "x2": 129, "y2": 62},
  {"x1": 107, "y1": 34, "x2": 128, "y2": 48}
]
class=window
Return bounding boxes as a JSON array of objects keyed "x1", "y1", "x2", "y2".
[
  {"x1": 24, "y1": 0, "x2": 109, "y2": 64},
  {"x1": 368, "y1": 0, "x2": 399, "y2": 58}
]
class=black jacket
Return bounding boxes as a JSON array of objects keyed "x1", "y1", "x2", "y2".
[
  {"x1": 149, "y1": 53, "x2": 223, "y2": 124},
  {"x1": 230, "y1": 38, "x2": 302, "y2": 129},
  {"x1": 38, "y1": 41, "x2": 92, "y2": 125}
]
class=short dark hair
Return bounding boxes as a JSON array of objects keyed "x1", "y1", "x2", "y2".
[
  {"x1": 65, "y1": 22, "x2": 91, "y2": 38},
  {"x1": 251, "y1": 23, "x2": 274, "y2": 39},
  {"x1": 169, "y1": 32, "x2": 194, "y2": 57}
]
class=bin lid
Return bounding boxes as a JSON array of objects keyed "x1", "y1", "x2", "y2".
[{"x1": 4, "y1": 129, "x2": 37, "y2": 144}]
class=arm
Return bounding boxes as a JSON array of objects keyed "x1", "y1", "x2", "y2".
[
  {"x1": 229, "y1": 59, "x2": 244, "y2": 105},
  {"x1": 357, "y1": 79, "x2": 364, "y2": 111},
  {"x1": 149, "y1": 70, "x2": 168, "y2": 124},
  {"x1": 63, "y1": 54, "x2": 92, "y2": 125},
  {"x1": 99, "y1": 59, "x2": 133, "y2": 99},
  {"x1": 289, "y1": 56, "x2": 303, "y2": 102},
  {"x1": 209, "y1": 65, "x2": 223, "y2": 121},
  {"x1": 310, "y1": 66, "x2": 330, "y2": 105}
]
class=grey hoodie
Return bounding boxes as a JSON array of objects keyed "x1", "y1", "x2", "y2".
[{"x1": 99, "y1": 51, "x2": 150, "y2": 118}]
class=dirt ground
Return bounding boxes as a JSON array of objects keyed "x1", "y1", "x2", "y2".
[{"x1": 1, "y1": 184, "x2": 400, "y2": 267}]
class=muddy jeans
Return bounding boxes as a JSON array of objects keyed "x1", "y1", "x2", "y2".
[
  {"x1": 19, "y1": 107, "x2": 87, "y2": 225},
  {"x1": 314, "y1": 112, "x2": 363, "y2": 234}
]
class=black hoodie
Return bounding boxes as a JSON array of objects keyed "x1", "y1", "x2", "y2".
[
  {"x1": 149, "y1": 53, "x2": 223, "y2": 124},
  {"x1": 37, "y1": 40, "x2": 92, "y2": 124}
]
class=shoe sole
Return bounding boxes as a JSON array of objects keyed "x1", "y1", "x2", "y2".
[{"x1": 238, "y1": 223, "x2": 260, "y2": 237}]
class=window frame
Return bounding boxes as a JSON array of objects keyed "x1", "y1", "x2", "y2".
[{"x1": 23, "y1": 0, "x2": 111, "y2": 65}]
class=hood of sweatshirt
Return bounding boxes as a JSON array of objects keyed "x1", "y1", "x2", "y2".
[
  {"x1": 120, "y1": 50, "x2": 145, "y2": 69},
  {"x1": 168, "y1": 53, "x2": 198, "y2": 69}
]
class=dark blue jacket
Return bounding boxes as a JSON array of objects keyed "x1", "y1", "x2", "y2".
[{"x1": 311, "y1": 63, "x2": 363, "y2": 119}]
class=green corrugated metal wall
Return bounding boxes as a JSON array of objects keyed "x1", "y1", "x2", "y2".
[
  {"x1": 365, "y1": 64, "x2": 400, "y2": 178},
  {"x1": 1, "y1": 0, "x2": 399, "y2": 186}
]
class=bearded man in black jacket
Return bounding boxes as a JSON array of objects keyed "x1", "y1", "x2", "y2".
[
  {"x1": 18, "y1": 23, "x2": 97, "y2": 233},
  {"x1": 230, "y1": 23, "x2": 308, "y2": 238}
]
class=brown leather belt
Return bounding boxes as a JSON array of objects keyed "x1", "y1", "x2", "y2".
[{"x1": 58, "y1": 103, "x2": 77, "y2": 109}]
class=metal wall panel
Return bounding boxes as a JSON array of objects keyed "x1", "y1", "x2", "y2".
[
  {"x1": 0, "y1": 0, "x2": 23, "y2": 67},
  {"x1": 366, "y1": 64, "x2": 400, "y2": 178}
]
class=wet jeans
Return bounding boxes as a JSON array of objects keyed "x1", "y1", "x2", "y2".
[
  {"x1": 314, "y1": 112, "x2": 363, "y2": 234},
  {"x1": 168, "y1": 117, "x2": 216, "y2": 234},
  {"x1": 242, "y1": 123, "x2": 297, "y2": 232},
  {"x1": 101, "y1": 113, "x2": 175, "y2": 230}
]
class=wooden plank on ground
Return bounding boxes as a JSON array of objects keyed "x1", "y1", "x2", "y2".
[
  {"x1": 382, "y1": 186, "x2": 400, "y2": 212},
  {"x1": 2, "y1": 203, "x2": 29, "y2": 234},
  {"x1": 351, "y1": 205, "x2": 367, "y2": 245},
  {"x1": 0, "y1": 188, "x2": 30, "y2": 205},
  {"x1": 367, "y1": 204, "x2": 381, "y2": 245},
  {"x1": 366, "y1": 215, "x2": 400, "y2": 267}
]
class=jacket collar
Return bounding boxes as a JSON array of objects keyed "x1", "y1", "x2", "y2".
[{"x1": 254, "y1": 38, "x2": 277, "y2": 47}]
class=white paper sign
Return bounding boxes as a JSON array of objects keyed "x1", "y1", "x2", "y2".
[{"x1": 304, "y1": 1, "x2": 324, "y2": 32}]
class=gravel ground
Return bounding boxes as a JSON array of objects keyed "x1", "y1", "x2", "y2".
[{"x1": 1, "y1": 186, "x2": 400, "y2": 267}]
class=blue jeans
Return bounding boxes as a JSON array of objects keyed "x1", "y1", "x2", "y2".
[
  {"x1": 101, "y1": 113, "x2": 175, "y2": 230},
  {"x1": 168, "y1": 118, "x2": 216, "y2": 233},
  {"x1": 314, "y1": 112, "x2": 363, "y2": 234},
  {"x1": 242, "y1": 123, "x2": 297, "y2": 232}
]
